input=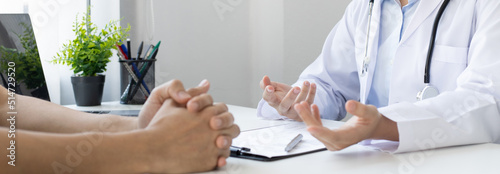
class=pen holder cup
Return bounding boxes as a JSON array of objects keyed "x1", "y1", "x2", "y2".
[{"x1": 119, "y1": 59, "x2": 156, "y2": 104}]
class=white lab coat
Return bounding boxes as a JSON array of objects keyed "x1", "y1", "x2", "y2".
[{"x1": 257, "y1": 0, "x2": 500, "y2": 153}]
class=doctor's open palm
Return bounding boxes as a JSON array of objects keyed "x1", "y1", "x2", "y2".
[
  {"x1": 260, "y1": 75, "x2": 317, "y2": 121},
  {"x1": 294, "y1": 100, "x2": 399, "y2": 151}
]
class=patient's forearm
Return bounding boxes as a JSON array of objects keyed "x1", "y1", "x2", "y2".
[
  {"x1": 0, "y1": 94, "x2": 137, "y2": 133},
  {"x1": 0, "y1": 127, "x2": 149, "y2": 173}
]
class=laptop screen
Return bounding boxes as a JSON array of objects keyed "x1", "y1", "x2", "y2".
[{"x1": 0, "y1": 14, "x2": 50, "y2": 101}]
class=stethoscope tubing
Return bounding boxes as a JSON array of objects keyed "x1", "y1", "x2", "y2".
[
  {"x1": 362, "y1": 0, "x2": 451, "y2": 101},
  {"x1": 424, "y1": 0, "x2": 451, "y2": 84}
]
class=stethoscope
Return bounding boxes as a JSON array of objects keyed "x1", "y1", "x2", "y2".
[{"x1": 361, "y1": 0, "x2": 450, "y2": 101}]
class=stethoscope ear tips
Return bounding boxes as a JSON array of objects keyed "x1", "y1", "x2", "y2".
[{"x1": 417, "y1": 85, "x2": 439, "y2": 101}]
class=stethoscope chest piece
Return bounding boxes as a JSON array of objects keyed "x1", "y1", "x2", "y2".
[{"x1": 417, "y1": 85, "x2": 439, "y2": 101}]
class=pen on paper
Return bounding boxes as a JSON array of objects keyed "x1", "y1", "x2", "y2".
[{"x1": 285, "y1": 134, "x2": 303, "y2": 152}]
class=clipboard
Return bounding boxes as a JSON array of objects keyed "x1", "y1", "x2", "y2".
[
  {"x1": 230, "y1": 146, "x2": 326, "y2": 161},
  {"x1": 230, "y1": 121, "x2": 343, "y2": 161}
]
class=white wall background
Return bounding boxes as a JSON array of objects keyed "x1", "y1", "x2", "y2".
[
  {"x1": 121, "y1": 0, "x2": 350, "y2": 107},
  {"x1": 1, "y1": 0, "x2": 350, "y2": 107}
]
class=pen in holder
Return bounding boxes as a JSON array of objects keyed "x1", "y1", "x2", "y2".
[{"x1": 119, "y1": 59, "x2": 156, "y2": 104}]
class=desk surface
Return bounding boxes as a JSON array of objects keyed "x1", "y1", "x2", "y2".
[
  {"x1": 213, "y1": 105, "x2": 500, "y2": 174},
  {"x1": 66, "y1": 102, "x2": 500, "y2": 174}
]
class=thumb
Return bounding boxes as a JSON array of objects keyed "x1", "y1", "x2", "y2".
[
  {"x1": 149, "y1": 79, "x2": 191, "y2": 105},
  {"x1": 345, "y1": 100, "x2": 377, "y2": 119}
]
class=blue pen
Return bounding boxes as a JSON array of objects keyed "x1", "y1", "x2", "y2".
[{"x1": 120, "y1": 44, "x2": 129, "y2": 59}]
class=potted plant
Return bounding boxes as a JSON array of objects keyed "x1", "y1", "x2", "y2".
[{"x1": 52, "y1": 13, "x2": 129, "y2": 106}]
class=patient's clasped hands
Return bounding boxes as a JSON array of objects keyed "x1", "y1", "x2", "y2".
[{"x1": 138, "y1": 79, "x2": 240, "y2": 173}]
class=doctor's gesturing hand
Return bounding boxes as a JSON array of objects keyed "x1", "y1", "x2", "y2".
[
  {"x1": 260, "y1": 75, "x2": 317, "y2": 121},
  {"x1": 294, "y1": 100, "x2": 399, "y2": 150}
]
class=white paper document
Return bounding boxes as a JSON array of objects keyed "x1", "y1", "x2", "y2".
[{"x1": 231, "y1": 120, "x2": 343, "y2": 160}]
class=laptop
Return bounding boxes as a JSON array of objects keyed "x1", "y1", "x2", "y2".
[{"x1": 0, "y1": 14, "x2": 140, "y2": 116}]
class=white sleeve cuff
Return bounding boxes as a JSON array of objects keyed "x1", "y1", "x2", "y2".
[
  {"x1": 376, "y1": 102, "x2": 443, "y2": 153},
  {"x1": 359, "y1": 139, "x2": 399, "y2": 153},
  {"x1": 256, "y1": 99, "x2": 289, "y2": 120}
]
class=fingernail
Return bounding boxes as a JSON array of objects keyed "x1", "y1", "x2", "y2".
[
  {"x1": 220, "y1": 137, "x2": 228, "y2": 147},
  {"x1": 304, "y1": 81, "x2": 310, "y2": 86},
  {"x1": 294, "y1": 88, "x2": 300, "y2": 94},
  {"x1": 266, "y1": 86, "x2": 273, "y2": 93},
  {"x1": 224, "y1": 138, "x2": 229, "y2": 147},
  {"x1": 198, "y1": 79, "x2": 209, "y2": 87},
  {"x1": 214, "y1": 118, "x2": 222, "y2": 128},
  {"x1": 190, "y1": 102, "x2": 198, "y2": 111},
  {"x1": 178, "y1": 91, "x2": 191, "y2": 100}
]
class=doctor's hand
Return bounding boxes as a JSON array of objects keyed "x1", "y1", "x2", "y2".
[
  {"x1": 143, "y1": 98, "x2": 240, "y2": 173},
  {"x1": 138, "y1": 79, "x2": 211, "y2": 128},
  {"x1": 260, "y1": 75, "x2": 316, "y2": 121},
  {"x1": 294, "y1": 100, "x2": 399, "y2": 151}
]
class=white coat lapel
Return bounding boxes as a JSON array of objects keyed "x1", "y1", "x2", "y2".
[
  {"x1": 360, "y1": 0, "x2": 382, "y2": 104},
  {"x1": 400, "y1": 0, "x2": 442, "y2": 43}
]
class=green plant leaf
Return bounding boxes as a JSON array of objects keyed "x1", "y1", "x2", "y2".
[{"x1": 51, "y1": 12, "x2": 130, "y2": 76}]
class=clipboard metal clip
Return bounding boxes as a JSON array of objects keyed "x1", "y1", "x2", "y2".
[{"x1": 230, "y1": 146, "x2": 251, "y2": 156}]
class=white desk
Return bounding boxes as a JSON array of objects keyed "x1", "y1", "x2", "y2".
[
  {"x1": 213, "y1": 105, "x2": 500, "y2": 174},
  {"x1": 66, "y1": 103, "x2": 500, "y2": 174}
]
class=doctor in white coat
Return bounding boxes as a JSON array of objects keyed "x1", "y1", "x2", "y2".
[{"x1": 258, "y1": 0, "x2": 500, "y2": 153}]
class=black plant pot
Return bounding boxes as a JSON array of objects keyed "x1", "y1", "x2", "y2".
[{"x1": 71, "y1": 75, "x2": 105, "y2": 106}]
